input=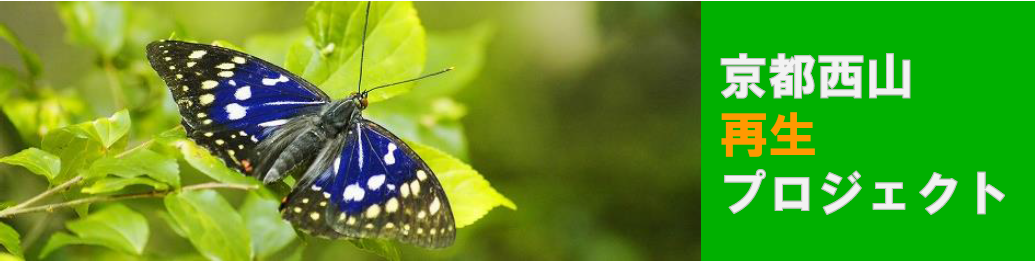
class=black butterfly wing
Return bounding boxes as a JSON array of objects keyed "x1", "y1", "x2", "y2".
[
  {"x1": 146, "y1": 40, "x2": 331, "y2": 174},
  {"x1": 282, "y1": 119, "x2": 456, "y2": 248}
]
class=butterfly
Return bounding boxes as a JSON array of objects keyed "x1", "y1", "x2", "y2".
[{"x1": 143, "y1": 3, "x2": 455, "y2": 249}]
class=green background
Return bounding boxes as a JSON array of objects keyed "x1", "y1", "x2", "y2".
[{"x1": 703, "y1": 2, "x2": 1034, "y2": 260}]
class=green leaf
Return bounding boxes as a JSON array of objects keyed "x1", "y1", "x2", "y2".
[
  {"x1": 417, "y1": 23, "x2": 494, "y2": 97},
  {"x1": 41, "y1": 126, "x2": 105, "y2": 184},
  {"x1": 0, "y1": 252, "x2": 20, "y2": 261},
  {"x1": 71, "y1": 109, "x2": 131, "y2": 149},
  {"x1": 56, "y1": 2, "x2": 127, "y2": 58},
  {"x1": 408, "y1": 140, "x2": 515, "y2": 228},
  {"x1": 304, "y1": 1, "x2": 426, "y2": 102},
  {"x1": 0, "y1": 148, "x2": 61, "y2": 180},
  {"x1": 170, "y1": 139, "x2": 258, "y2": 186},
  {"x1": 39, "y1": 233, "x2": 83, "y2": 258},
  {"x1": 284, "y1": 39, "x2": 318, "y2": 76},
  {"x1": 41, "y1": 110, "x2": 130, "y2": 183},
  {"x1": 164, "y1": 190, "x2": 252, "y2": 261},
  {"x1": 0, "y1": 222, "x2": 22, "y2": 258},
  {"x1": 81, "y1": 177, "x2": 169, "y2": 194},
  {"x1": 40, "y1": 204, "x2": 149, "y2": 257},
  {"x1": 348, "y1": 239, "x2": 400, "y2": 261},
  {"x1": 3, "y1": 95, "x2": 84, "y2": 145},
  {"x1": 85, "y1": 148, "x2": 179, "y2": 188},
  {"x1": 240, "y1": 191, "x2": 296, "y2": 260},
  {"x1": 0, "y1": 24, "x2": 43, "y2": 80},
  {"x1": 243, "y1": 28, "x2": 308, "y2": 67},
  {"x1": 155, "y1": 211, "x2": 187, "y2": 238},
  {"x1": 154, "y1": 126, "x2": 186, "y2": 144}
]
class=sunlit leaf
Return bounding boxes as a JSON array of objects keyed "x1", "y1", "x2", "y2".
[
  {"x1": 284, "y1": 39, "x2": 319, "y2": 77},
  {"x1": 155, "y1": 211, "x2": 186, "y2": 238},
  {"x1": 0, "y1": 148, "x2": 60, "y2": 180},
  {"x1": 362, "y1": 22, "x2": 493, "y2": 159},
  {"x1": 85, "y1": 148, "x2": 179, "y2": 188},
  {"x1": 81, "y1": 177, "x2": 169, "y2": 194},
  {"x1": 0, "y1": 222, "x2": 22, "y2": 259},
  {"x1": 164, "y1": 190, "x2": 252, "y2": 261},
  {"x1": 0, "y1": 252, "x2": 20, "y2": 261},
  {"x1": 3, "y1": 94, "x2": 85, "y2": 145},
  {"x1": 56, "y1": 2, "x2": 127, "y2": 58},
  {"x1": 240, "y1": 191, "x2": 296, "y2": 260},
  {"x1": 304, "y1": 1, "x2": 426, "y2": 102},
  {"x1": 40, "y1": 204, "x2": 149, "y2": 257},
  {"x1": 39, "y1": 233, "x2": 82, "y2": 259},
  {"x1": 41, "y1": 126, "x2": 105, "y2": 184},
  {"x1": 42, "y1": 110, "x2": 128, "y2": 183},
  {"x1": 417, "y1": 23, "x2": 493, "y2": 98},
  {"x1": 0, "y1": 24, "x2": 42, "y2": 80},
  {"x1": 348, "y1": 239, "x2": 400, "y2": 261},
  {"x1": 243, "y1": 28, "x2": 308, "y2": 67},
  {"x1": 70, "y1": 109, "x2": 131, "y2": 149},
  {"x1": 408, "y1": 140, "x2": 516, "y2": 228}
]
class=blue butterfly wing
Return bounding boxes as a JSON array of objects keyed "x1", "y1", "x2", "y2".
[
  {"x1": 282, "y1": 120, "x2": 456, "y2": 248},
  {"x1": 146, "y1": 40, "x2": 331, "y2": 174}
]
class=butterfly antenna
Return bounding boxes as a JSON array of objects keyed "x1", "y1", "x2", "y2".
[
  {"x1": 357, "y1": 1, "x2": 372, "y2": 94},
  {"x1": 362, "y1": 67, "x2": 455, "y2": 95}
]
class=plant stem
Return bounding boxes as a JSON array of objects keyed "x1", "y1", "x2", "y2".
[
  {"x1": 115, "y1": 125, "x2": 183, "y2": 158},
  {"x1": 0, "y1": 124, "x2": 222, "y2": 219},
  {"x1": 5, "y1": 175, "x2": 84, "y2": 212},
  {"x1": 0, "y1": 182, "x2": 257, "y2": 218}
]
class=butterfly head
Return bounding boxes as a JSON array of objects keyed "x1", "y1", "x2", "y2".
[{"x1": 350, "y1": 91, "x2": 370, "y2": 110}]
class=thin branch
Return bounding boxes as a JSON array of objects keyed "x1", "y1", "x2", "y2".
[
  {"x1": 115, "y1": 122, "x2": 184, "y2": 159},
  {"x1": 0, "y1": 125, "x2": 199, "y2": 219},
  {"x1": 5, "y1": 175, "x2": 83, "y2": 212},
  {"x1": 0, "y1": 182, "x2": 258, "y2": 218}
]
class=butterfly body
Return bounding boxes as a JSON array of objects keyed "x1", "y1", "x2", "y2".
[{"x1": 146, "y1": 40, "x2": 456, "y2": 248}]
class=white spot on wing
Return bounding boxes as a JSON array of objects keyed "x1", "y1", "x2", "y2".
[
  {"x1": 416, "y1": 170, "x2": 427, "y2": 181},
  {"x1": 225, "y1": 103, "x2": 247, "y2": 120},
  {"x1": 262, "y1": 101, "x2": 326, "y2": 106},
  {"x1": 232, "y1": 56, "x2": 246, "y2": 64},
  {"x1": 365, "y1": 205, "x2": 380, "y2": 218},
  {"x1": 356, "y1": 125, "x2": 364, "y2": 168},
  {"x1": 258, "y1": 119, "x2": 288, "y2": 127},
  {"x1": 384, "y1": 143, "x2": 397, "y2": 165},
  {"x1": 367, "y1": 174, "x2": 386, "y2": 190},
  {"x1": 202, "y1": 80, "x2": 218, "y2": 89},
  {"x1": 188, "y1": 50, "x2": 207, "y2": 59},
  {"x1": 199, "y1": 94, "x2": 215, "y2": 105},
  {"x1": 216, "y1": 63, "x2": 235, "y2": 70},
  {"x1": 218, "y1": 71, "x2": 234, "y2": 78},
  {"x1": 262, "y1": 74, "x2": 290, "y2": 86},
  {"x1": 234, "y1": 86, "x2": 251, "y2": 100},
  {"x1": 334, "y1": 156, "x2": 342, "y2": 174},
  {"x1": 430, "y1": 197, "x2": 441, "y2": 215},
  {"x1": 386, "y1": 198, "x2": 399, "y2": 213},
  {"x1": 343, "y1": 183, "x2": 365, "y2": 202}
]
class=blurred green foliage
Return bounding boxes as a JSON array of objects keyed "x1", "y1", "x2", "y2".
[{"x1": 0, "y1": 1, "x2": 702, "y2": 260}]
